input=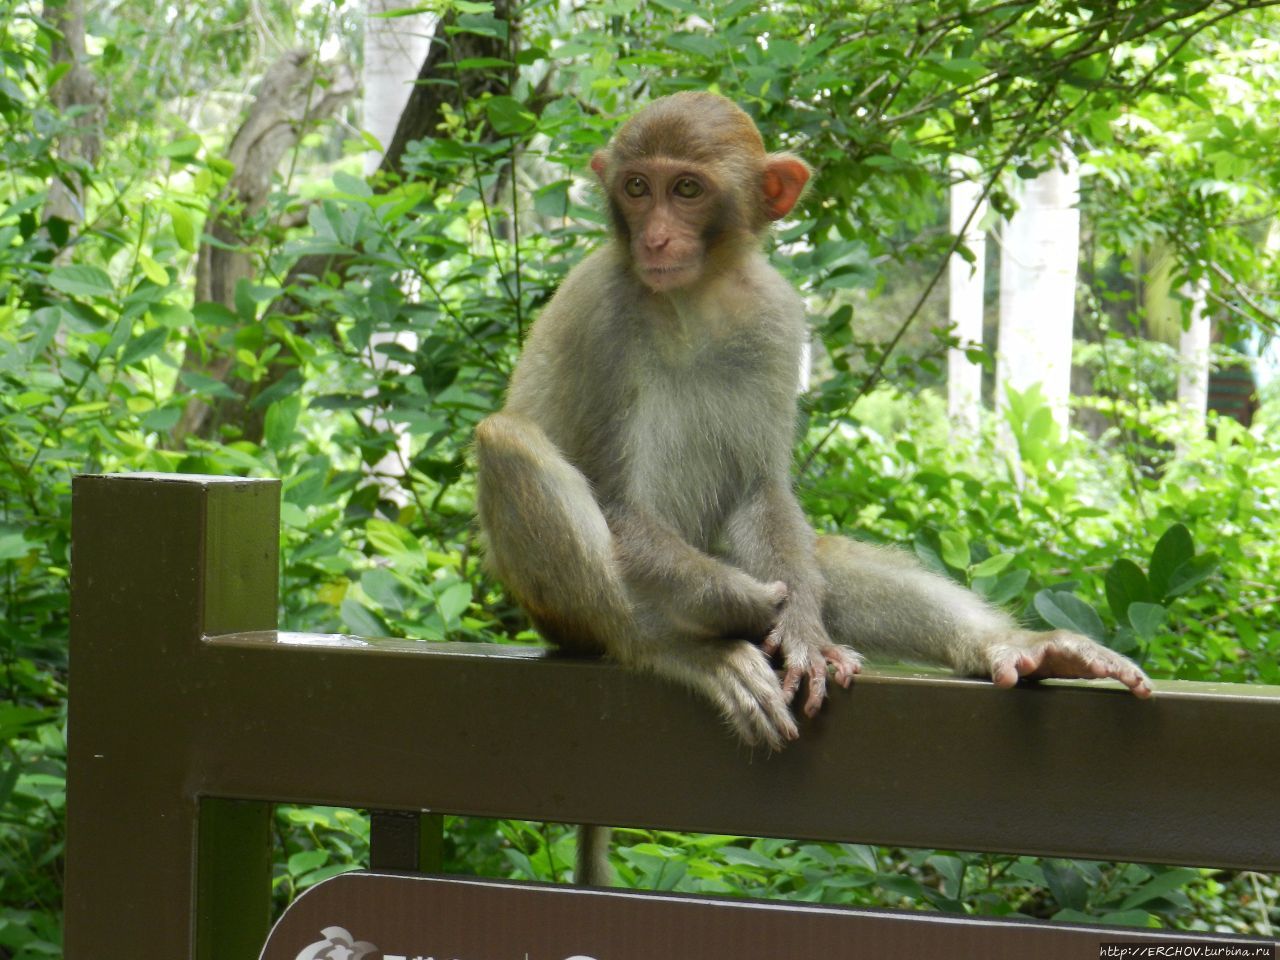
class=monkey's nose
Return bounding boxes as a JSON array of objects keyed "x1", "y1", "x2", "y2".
[{"x1": 644, "y1": 233, "x2": 671, "y2": 252}]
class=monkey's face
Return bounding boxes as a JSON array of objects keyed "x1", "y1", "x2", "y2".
[{"x1": 612, "y1": 160, "x2": 725, "y2": 293}]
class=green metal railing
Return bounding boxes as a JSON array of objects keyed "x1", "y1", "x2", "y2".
[{"x1": 64, "y1": 473, "x2": 1280, "y2": 958}]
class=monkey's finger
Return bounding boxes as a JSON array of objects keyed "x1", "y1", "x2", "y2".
[
  {"x1": 762, "y1": 625, "x2": 783, "y2": 658},
  {"x1": 986, "y1": 646, "x2": 1027, "y2": 688},
  {"x1": 822, "y1": 645, "x2": 862, "y2": 688},
  {"x1": 780, "y1": 665, "x2": 803, "y2": 704},
  {"x1": 802, "y1": 661, "x2": 827, "y2": 718},
  {"x1": 1012, "y1": 638, "x2": 1155, "y2": 699},
  {"x1": 720, "y1": 645, "x2": 798, "y2": 748}
]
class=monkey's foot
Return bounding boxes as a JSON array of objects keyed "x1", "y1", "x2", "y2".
[
  {"x1": 711, "y1": 642, "x2": 798, "y2": 751},
  {"x1": 987, "y1": 630, "x2": 1153, "y2": 698},
  {"x1": 765, "y1": 621, "x2": 863, "y2": 720}
]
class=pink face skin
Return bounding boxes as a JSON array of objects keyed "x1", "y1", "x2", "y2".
[{"x1": 614, "y1": 160, "x2": 717, "y2": 293}]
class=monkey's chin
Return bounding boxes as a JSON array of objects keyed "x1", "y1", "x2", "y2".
[{"x1": 638, "y1": 264, "x2": 698, "y2": 292}]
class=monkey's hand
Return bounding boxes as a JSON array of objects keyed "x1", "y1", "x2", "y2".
[
  {"x1": 711, "y1": 642, "x2": 800, "y2": 750},
  {"x1": 763, "y1": 610, "x2": 863, "y2": 720},
  {"x1": 985, "y1": 630, "x2": 1153, "y2": 698}
]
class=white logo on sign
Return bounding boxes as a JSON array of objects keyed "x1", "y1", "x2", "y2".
[{"x1": 295, "y1": 926, "x2": 378, "y2": 960}]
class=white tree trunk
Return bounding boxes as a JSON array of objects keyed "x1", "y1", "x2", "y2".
[
  {"x1": 362, "y1": 1, "x2": 435, "y2": 501},
  {"x1": 363, "y1": 0, "x2": 435, "y2": 175},
  {"x1": 995, "y1": 154, "x2": 1081, "y2": 432},
  {"x1": 1177, "y1": 277, "x2": 1211, "y2": 447},
  {"x1": 947, "y1": 156, "x2": 988, "y2": 435}
]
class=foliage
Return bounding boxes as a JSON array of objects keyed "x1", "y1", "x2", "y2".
[{"x1": 1, "y1": 0, "x2": 1279, "y2": 948}]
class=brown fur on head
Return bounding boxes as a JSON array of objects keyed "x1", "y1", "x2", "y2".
[{"x1": 590, "y1": 92, "x2": 811, "y2": 292}]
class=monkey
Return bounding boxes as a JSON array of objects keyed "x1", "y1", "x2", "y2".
[{"x1": 473, "y1": 91, "x2": 1152, "y2": 884}]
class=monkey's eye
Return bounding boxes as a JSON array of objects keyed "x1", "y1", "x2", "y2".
[
  {"x1": 673, "y1": 177, "x2": 703, "y2": 199},
  {"x1": 623, "y1": 177, "x2": 648, "y2": 198}
]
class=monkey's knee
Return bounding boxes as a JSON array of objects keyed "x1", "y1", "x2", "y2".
[{"x1": 475, "y1": 412, "x2": 546, "y2": 470}]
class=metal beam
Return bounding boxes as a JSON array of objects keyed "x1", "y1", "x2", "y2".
[{"x1": 64, "y1": 473, "x2": 1280, "y2": 960}]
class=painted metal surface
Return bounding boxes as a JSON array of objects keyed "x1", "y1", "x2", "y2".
[{"x1": 64, "y1": 474, "x2": 1280, "y2": 959}]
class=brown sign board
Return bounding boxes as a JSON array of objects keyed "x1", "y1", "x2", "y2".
[{"x1": 260, "y1": 872, "x2": 1277, "y2": 960}]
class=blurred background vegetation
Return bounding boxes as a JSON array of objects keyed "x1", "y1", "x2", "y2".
[{"x1": 2, "y1": 0, "x2": 1279, "y2": 953}]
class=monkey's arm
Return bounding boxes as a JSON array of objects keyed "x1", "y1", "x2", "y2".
[
  {"x1": 723, "y1": 483, "x2": 863, "y2": 717},
  {"x1": 476, "y1": 411, "x2": 801, "y2": 748},
  {"x1": 607, "y1": 508, "x2": 786, "y2": 640},
  {"x1": 815, "y1": 537, "x2": 1152, "y2": 697}
]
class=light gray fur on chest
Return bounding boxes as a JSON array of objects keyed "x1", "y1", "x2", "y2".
[{"x1": 622, "y1": 340, "x2": 794, "y2": 545}]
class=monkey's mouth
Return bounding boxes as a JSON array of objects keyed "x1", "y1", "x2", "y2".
[{"x1": 639, "y1": 263, "x2": 696, "y2": 288}]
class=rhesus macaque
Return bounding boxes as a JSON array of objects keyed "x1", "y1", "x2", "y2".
[{"x1": 474, "y1": 92, "x2": 1151, "y2": 882}]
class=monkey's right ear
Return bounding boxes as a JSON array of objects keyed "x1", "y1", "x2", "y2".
[{"x1": 590, "y1": 150, "x2": 609, "y2": 183}]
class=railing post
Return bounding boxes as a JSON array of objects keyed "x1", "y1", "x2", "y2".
[{"x1": 66, "y1": 474, "x2": 279, "y2": 960}]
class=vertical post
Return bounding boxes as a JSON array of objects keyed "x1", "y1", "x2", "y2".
[
  {"x1": 370, "y1": 811, "x2": 445, "y2": 872},
  {"x1": 66, "y1": 474, "x2": 279, "y2": 960}
]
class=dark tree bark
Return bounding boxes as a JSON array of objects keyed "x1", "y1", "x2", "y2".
[
  {"x1": 176, "y1": 1, "x2": 521, "y2": 444},
  {"x1": 377, "y1": 0, "x2": 513, "y2": 179},
  {"x1": 174, "y1": 50, "x2": 357, "y2": 442}
]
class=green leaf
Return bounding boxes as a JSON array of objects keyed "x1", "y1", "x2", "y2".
[
  {"x1": 340, "y1": 597, "x2": 389, "y2": 638},
  {"x1": 970, "y1": 553, "x2": 1014, "y2": 578},
  {"x1": 912, "y1": 530, "x2": 949, "y2": 578},
  {"x1": 436, "y1": 581, "x2": 472, "y2": 623},
  {"x1": 192, "y1": 301, "x2": 239, "y2": 327},
  {"x1": 1033, "y1": 590, "x2": 1106, "y2": 643},
  {"x1": 138, "y1": 254, "x2": 169, "y2": 286},
  {"x1": 120, "y1": 327, "x2": 169, "y2": 367},
  {"x1": 1118, "y1": 868, "x2": 1200, "y2": 911},
  {"x1": 263, "y1": 396, "x2": 302, "y2": 451},
  {"x1": 287, "y1": 849, "x2": 328, "y2": 875},
  {"x1": 451, "y1": 13, "x2": 508, "y2": 39},
  {"x1": 366, "y1": 518, "x2": 420, "y2": 558},
  {"x1": 533, "y1": 179, "x2": 571, "y2": 219},
  {"x1": 179, "y1": 370, "x2": 239, "y2": 400},
  {"x1": 170, "y1": 204, "x2": 197, "y2": 252},
  {"x1": 1105, "y1": 559, "x2": 1152, "y2": 621},
  {"x1": 939, "y1": 531, "x2": 970, "y2": 570},
  {"x1": 0, "y1": 705, "x2": 54, "y2": 739},
  {"x1": 361, "y1": 567, "x2": 407, "y2": 615},
  {"x1": 1041, "y1": 859, "x2": 1088, "y2": 911},
  {"x1": 1149, "y1": 523, "x2": 1194, "y2": 599},
  {"x1": 986, "y1": 568, "x2": 1031, "y2": 605},
  {"x1": 333, "y1": 170, "x2": 372, "y2": 199},
  {"x1": 1127, "y1": 602, "x2": 1166, "y2": 640},
  {"x1": 150, "y1": 303, "x2": 194, "y2": 328},
  {"x1": 49, "y1": 264, "x2": 114, "y2": 298},
  {"x1": 485, "y1": 95, "x2": 536, "y2": 136},
  {"x1": 1164, "y1": 553, "x2": 1219, "y2": 599},
  {"x1": 159, "y1": 135, "x2": 202, "y2": 158}
]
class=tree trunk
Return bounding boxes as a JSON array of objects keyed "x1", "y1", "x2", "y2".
[
  {"x1": 1177, "y1": 277, "x2": 1211, "y2": 445},
  {"x1": 363, "y1": 1, "x2": 437, "y2": 175},
  {"x1": 43, "y1": 0, "x2": 103, "y2": 232},
  {"x1": 175, "y1": 1, "x2": 519, "y2": 444},
  {"x1": 174, "y1": 50, "x2": 357, "y2": 442},
  {"x1": 363, "y1": 1, "x2": 439, "y2": 501},
  {"x1": 995, "y1": 153, "x2": 1081, "y2": 432},
  {"x1": 946, "y1": 156, "x2": 988, "y2": 436}
]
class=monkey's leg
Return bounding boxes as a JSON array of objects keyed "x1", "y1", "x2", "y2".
[
  {"x1": 475, "y1": 412, "x2": 631, "y2": 651},
  {"x1": 815, "y1": 536, "x2": 1152, "y2": 696},
  {"x1": 477, "y1": 413, "x2": 797, "y2": 747}
]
